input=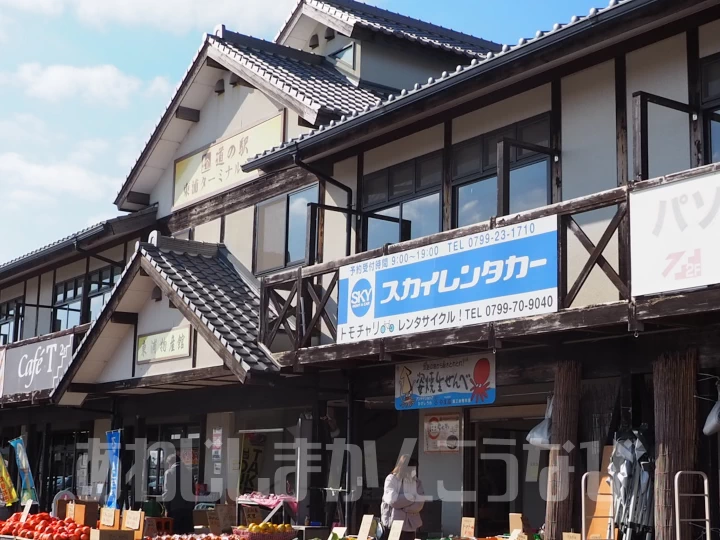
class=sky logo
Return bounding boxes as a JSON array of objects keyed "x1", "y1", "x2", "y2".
[{"x1": 350, "y1": 278, "x2": 373, "y2": 317}]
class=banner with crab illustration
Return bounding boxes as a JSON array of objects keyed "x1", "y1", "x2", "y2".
[{"x1": 395, "y1": 354, "x2": 495, "y2": 410}]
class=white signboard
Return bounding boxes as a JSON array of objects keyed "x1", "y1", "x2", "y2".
[
  {"x1": 136, "y1": 327, "x2": 191, "y2": 363},
  {"x1": 173, "y1": 114, "x2": 283, "y2": 208},
  {"x1": 631, "y1": 171, "x2": 720, "y2": 296},
  {"x1": 338, "y1": 216, "x2": 558, "y2": 344},
  {"x1": 2, "y1": 334, "x2": 73, "y2": 397},
  {"x1": 396, "y1": 354, "x2": 496, "y2": 410},
  {"x1": 424, "y1": 413, "x2": 461, "y2": 453}
]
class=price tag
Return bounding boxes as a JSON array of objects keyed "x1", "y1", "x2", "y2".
[
  {"x1": 207, "y1": 510, "x2": 222, "y2": 536},
  {"x1": 518, "y1": 534, "x2": 528, "y2": 540},
  {"x1": 101, "y1": 508, "x2": 116, "y2": 527},
  {"x1": 243, "y1": 506, "x2": 262, "y2": 525},
  {"x1": 563, "y1": 534, "x2": 581, "y2": 540},
  {"x1": 20, "y1": 500, "x2": 33, "y2": 523},
  {"x1": 65, "y1": 502, "x2": 76, "y2": 521},
  {"x1": 387, "y1": 521, "x2": 404, "y2": 540},
  {"x1": 124, "y1": 510, "x2": 142, "y2": 531},
  {"x1": 461, "y1": 517, "x2": 475, "y2": 538},
  {"x1": 328, "y1": 527, "x2": 347, "y2": 540},
  {"x1": 356, "y1": 515, "x2": 374, "y2": 540}
]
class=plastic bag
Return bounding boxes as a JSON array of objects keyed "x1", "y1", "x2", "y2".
[
  {"x1": 526, "y1": 395, "x2": 553, "y2": 448},
  {"x1": 703, "y1": 385, "x2": 720, "y2": 435}
]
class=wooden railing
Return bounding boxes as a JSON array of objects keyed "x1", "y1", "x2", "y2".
[{"x1": 260, "y1": 90, "x2": 709, "y2": 362}]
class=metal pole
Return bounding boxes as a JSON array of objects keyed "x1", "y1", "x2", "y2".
[{"x1": 344, "y1": 378, "x2": 353, "y2": 529}]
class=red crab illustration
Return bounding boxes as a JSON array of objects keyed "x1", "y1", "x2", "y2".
[{"x1": 471, "y1": 357, "x2": 492, "y2": 402}]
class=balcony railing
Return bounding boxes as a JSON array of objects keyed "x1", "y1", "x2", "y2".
[{"x1": 260, "y1": 90, "x2": 708, "y2": 364}]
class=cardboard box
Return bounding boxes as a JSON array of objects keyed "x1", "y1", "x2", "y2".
[
  {"x1": 68, "y1": 502, "x2": 100, "y2": 527},
  {"x1": 193, "y1": 510, "x2": 210, "y2": 527},
  {"x1": 89, "y1": 530, "x2": 135, "y2": 540}
]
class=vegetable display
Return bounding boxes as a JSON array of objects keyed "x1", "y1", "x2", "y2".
[{"x1": 0, "y1": 513, "x2": 90, "y2": 540}]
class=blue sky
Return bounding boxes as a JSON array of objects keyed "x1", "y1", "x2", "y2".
[{"x1": 0, "y1": 0, "x2": 600, "y2": 264}]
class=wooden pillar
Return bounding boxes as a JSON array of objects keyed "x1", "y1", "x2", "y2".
[
  {"x1": 545, "y1": 359, "x2": 581, "y2": 540},
  {"x1": 653, "y1": 350, "x2": 698, "y2": 540}
]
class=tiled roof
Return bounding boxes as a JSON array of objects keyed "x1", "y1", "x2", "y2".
[
  {"x1": 0, "y1": 205, "x2": 157, "y2": 275},
  {"x1": 140, "y1": 239, "x2": 277, "y2": 374},
  {"x1": 210, "y1": 32, "x2": 382, "y2": 117},
  {"x1": 246, "y1": 0, "x2": 639, "y2": 169},
  {"x1": 277, "y1": 0, "x2": 501, "y2": 58}
]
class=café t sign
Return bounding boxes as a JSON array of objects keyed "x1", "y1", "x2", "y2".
[{"x1": 1, "y1": 334, "x2": 74, "y2": 397}]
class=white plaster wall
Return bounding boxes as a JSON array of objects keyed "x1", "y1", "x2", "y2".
[
  {"x1": 285, "y1": 109, "x2": 313, "y2": 142},
  {"x1": 54, "y1": 259, "x2": 86, "y2": 283},
  {"x1": 89, "y1": 245, "x2": 126, "y2": 272},
  {"x1": 196, "y1": 336, "x2": 224, "y2": 368},
  {"x1": 365, "y1": 124, "x2": 444, "y2": 175},
  {"x1": 0, "y1": 282, "x2": 23, "y2": 303},
  {"x1": 37, "y1": 271, "x2": 53, "y2": 336},
  {"x1": 453, "y1": 85, "x2": 551, "y2": 145},
  {"x1": 360, "y1": 41, "x2": 455, "y2": 91},
  {"x1": 627, "y1": 33, "x2": 691, "y2": 180},
  {"x1": 21, "y1": 276, "x2": 39, "y2": 340},
  {"x1": 418, "y1": 407, "x2": 463, "y2": 536},
  {"x1": 151, "y1": 74, "x2": 284, "y2": 218},
  {"x1": 700, "y1": 19, "x2": 720, "y2": 58},
  {"x1": 223, "y1": 208, "x2": 255, "y2": 270},
  {"x1": 194, "y1": 218, "x2": 222, "y2": 243},
  {"x1": 562, "y1": 60, "x2": 621, "y2": 307}
]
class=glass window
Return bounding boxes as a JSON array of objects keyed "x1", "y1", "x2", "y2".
[
  {"x1": 402, "y1": 193, "x2": 441, "y2": 240},
  {"x1": 518, "y1": 118, "x2": 550, "y2": 158},
  {"x1": 363, "y1": 172, "x2": 387, "y2": 207},
  {"x1": 710, "y1": 112, "x2": 720, "y2": 164},
  {"x1": 483, "y1": 128, "x2": 514, "y2": 169},
  {"x1": 330, "y1": 44, "x2": 355, "y2": 68},
  {"x1": 702, "y1": 57, "x2": 720, "y2": 103},
  {"x1": 0, "y1": 298, "x2": 23, "y2": 345},
  {"x1": 453, "y1": 141, "x2": 482, "y2": 178},
  {"x1": 287, "y1": 185, "x2": 319, "y2": 264},
  {"x1": 418, "y1": 154, "x2": 442, "y2": 189},
  {"x1": 389, "y1": 162, "x2": 415, "y2": 199},
  {"x1": 456, "y1": 177, "x2": 497, "y2": 228},
  {"x1": 256, "y1": 197, "x2": 286, "y2": 273},
  {"x1": 366, "y1": 206, "x2": 400, "y2": 251},
  {"x1": 254, "y1": 185, "x2": 319, "y2": 274},
  {"x1": 510, "y1": 160, "x2": 550, "y2": 214}
]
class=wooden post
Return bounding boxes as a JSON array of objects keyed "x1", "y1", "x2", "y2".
[
  {"x1": 653, "y1": 350, "x2": 697, "y2": 540},
  {"x1": 545, "y1": 359, "x2": 581, "y2": 540}
]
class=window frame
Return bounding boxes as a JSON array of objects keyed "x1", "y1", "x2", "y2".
[
  {"x1": 253, "y1": 183, "x2": 320, "y2": 276},
  {"x1": 0, "y1": 297, "x2": 23, "y2": 345},
  {"x1": 701, "y1": 52, "x2": 720, "y2": 165},
  {"x1": 52, "y1": 277, "x2": 84, "y2": 332},
  {"x1": 53, "y1": 264, "x2": 121, "y2": 331},
  {"x1": 329, "y1": 43, "x2": 355, "y2": 69},
  {"x1": 451, "y1": 113, "x2": 552, "y2": 227},
  {"x1": 361, "y1": 151, "x2": 443, "y2": 250}
]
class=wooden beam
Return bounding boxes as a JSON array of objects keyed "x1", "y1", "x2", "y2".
[
  {"x1": 206, "y1": 57, "x2": 228, "y2": 71},
  {"x1": 442, "y1": 120, "x2": 453, "y2": 230},
  {"x1": 175, "y1": 106, "x2": 200, "y2": 122},
  {"x1": 125, "y1": 191, "x2": 150, "y2": 206},
  {"x1": 550, "y1": 79, "x2": 562, "y2": 202},
  {"x1": 67, "y1": 366, "x2": 231, "y2": 394},
  {"x1": 110, "y1": 312, "x2": 138, "y2": 325},
  {"x1": 687, "y1": 27, "x2": 703, "y2": 169}
]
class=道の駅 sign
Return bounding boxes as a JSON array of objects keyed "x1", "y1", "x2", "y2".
[
  {"x1": 395, "y1": 354, "x2": 496, "y2": 410},
  {"x1": 631, "y1": 170, "x2": 720, "y2": 296},
  {"x1": 337, "y1": 216, "x2": 557, "y2": 343}
]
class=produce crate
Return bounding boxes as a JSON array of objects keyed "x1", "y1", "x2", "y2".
[{"x1": 233, "y1": 529, "x2": 296, "y2": 540}]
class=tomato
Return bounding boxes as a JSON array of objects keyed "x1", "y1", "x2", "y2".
[
  {"x1": 80, "y1": 535, "x2": 88, "y2": 540},
  {"x1": 81, "y1": 528, "x2": 90, "y2": 535},
  {"x1": 72, "y1": 534, "x2": 80, "y2": 540}
]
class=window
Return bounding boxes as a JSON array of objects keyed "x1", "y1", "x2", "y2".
[
  {"x1": 53, "y1": 265, "x2": 121, "y2": 331},
  {"x1": 453, "y1": 115, "x2": 551, "y2": 227},
  {"x1": 362, "y1": 152, "x2": 442, "y2": 250},
  {"x1": 53, "y1": 278, "x2": 83, "y2": 332},
  {"x1": 330, "y1": 44, "x2": 355, "y2": 68},
  {"x1": 702, "y1": 53, "x2": 720, "y2": 165},
  {"x1": 254, "y1": 185, "x2": 319, "y2": 274},
  {"x1": 88, "y1": 265, "x2": 122, "y2": 321},
  {"x1": 0, "y1": 298, "x2": 23, "y2": 345}
]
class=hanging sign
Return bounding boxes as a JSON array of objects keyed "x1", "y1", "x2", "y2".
[
  {"x1": 106, "y1": 430, "x2": 121, "y2": 509},
  {"x1": 173, "y1": 115, "x2": 283, "y2": 208},
  {"x1": 137, "y1": 327, "x2": 191, "y2": 363},
  {"x1": 631, "y1": 170, "x2": 720, "y2": 295},
  {"x1": 337, "y1": 216, "x2": 557, "y2": 344},
  {"x1": 424, "y1": 413, "x2": 461, "y2": 453},
  {"x1": 10, "y1": 438, "x2": 37, "y2": 504},
  {"x1": 396, "y1": 354, "x2": 495, "y2": 410},
  {"x1": 2, "y1": 334, "x2": 73, "y2": 397},
  {"x1": 0, "y1": 453, "x2": 17, "y2": 506},
  {"x1": 461, "y1": 517, "x2": 475, "y2": 538}
]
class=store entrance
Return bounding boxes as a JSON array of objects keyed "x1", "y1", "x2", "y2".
[
  {"x1": 473, "y1": 411, "x2": 548, "y2": 537},
  {"x1": 45, "y1": 430, "x2": 90, "y2": 503},
  {"x1": 146, "y1": 423, "x2": 202, "y2": 498}
]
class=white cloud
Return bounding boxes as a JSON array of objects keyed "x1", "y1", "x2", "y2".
[
  {"x1": 0, "y1": 0, "x2": 296, "y2": 36},
  {"x1": 68, "y1": 138, "x2": 111, "y2": 165},
  {"x1": 0, "y1": 13, "x2": 13, "y2": 42},
  {"x1": 0, "y1": 152, "x2": 120, "y2": 203},
  {"x1": 0, "y1": 113, "x2": 52, "y2": 146},
  {"x1": 0, "y1": 64, "x2": 172, "y2": 107},
  {"x1": 86, "y1": 211, "x2": 122, "y2": 227}
]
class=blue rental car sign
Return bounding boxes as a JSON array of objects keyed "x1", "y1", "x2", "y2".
[{"x1": 337, "y1": 216, "x2": 558, "y2": 344}]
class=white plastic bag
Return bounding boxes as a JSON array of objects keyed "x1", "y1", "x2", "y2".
[
  {"x1": 703, "y1": 386, "x2": 720, "y2": 435},
  {"x1": 527, "y1": 394, "x2": 553, "y2": 448}
]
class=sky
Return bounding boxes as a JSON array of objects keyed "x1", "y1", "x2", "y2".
[{"x1": 0, "y1": 0, "x2": 601, "y2": 265}]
